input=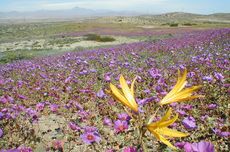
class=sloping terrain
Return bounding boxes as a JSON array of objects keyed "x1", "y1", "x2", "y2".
[{"x1": 94, "y1": 12, "x2": 230, "y2": 25}]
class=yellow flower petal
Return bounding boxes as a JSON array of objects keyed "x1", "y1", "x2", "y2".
[
  {"x1": 109, "y1": 75, "x2": 138, "y2": 112},
  {"x1": 147, "y1": 111, "x2": 178, "y2": 129},
  {"x1": 169, "y1": 95, "x2": 204, "y2": 103},
  {"x1": 156, "y1": 114, "x2": 179, "y2": 128},
  {"x1": 147, "y1": 113, "x2": 178, "y2": 129},
  {"x1": 159, "y1": 69, "x2": 203, "y2": 105},
  {"x1": 165, "y1": 69, "x2": 187, "y2": 98},
  {"x1": 148, "y1": 128, "x2": 176, "y2": 149},
  {"x1": 158, "y1": 108, "x2": 172, "y2": 123},
  {"x1": 131, "y1": 76, "x2": 137, "y2": 97},
  {"x1": 146, "y1": 109, "x2": 185, "y2": 150},
  {"x1": 148, "y1": 108, "x2": 172, "y2": 125},
  {"x1": 172, "y1": 85, "x2": 202, "y2": 98},
  {"x1": 110, "y1": 83, "x2": 132, "y2": 109},
  {"x1": 119, "y1": 75, "x2": 138, "y2": 112},
  {"x1": 156, "y1": 132, "x2": 177, "y2": 150},
  {"x1": 156, "y1": 127, "x2": 189, "y2": 137},
  {"x1": 161, "y1": 86, "x2": 202, "y2": 104}
]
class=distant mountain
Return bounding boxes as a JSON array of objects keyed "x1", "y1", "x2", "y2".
[
  {"x1": 0, "y1": 9, "x2": 229, "y2": 24},
  {"x1": 207, "y1": 13, "x2": 230, "y2": 20},
  {"x1": 0, "y1": 7, "x2": 140, "y2": 20}
]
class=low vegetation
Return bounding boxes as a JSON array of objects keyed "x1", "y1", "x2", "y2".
[
  {"x1": 84, "y1": 34, "x2": 116, "y2": 42},
  {"x1": 0, "y1": 28, "x2": 229, "y2": 151}
]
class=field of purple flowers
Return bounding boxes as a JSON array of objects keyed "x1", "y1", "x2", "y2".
[{"x1": 0, "y1": 28, "x2": 229, "y2": 152}]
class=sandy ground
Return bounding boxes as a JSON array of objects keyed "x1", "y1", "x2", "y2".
[{"x1": 0, "y1": 36, "x2": 139, "y2": 52}]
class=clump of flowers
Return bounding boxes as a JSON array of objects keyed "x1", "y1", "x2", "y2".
[
  {"x1": 1, "y1": 146, "x2": 33, "y2": 152},
  {"x1": 0, "y1": 128, "x2": 3, "y2": 138},
  {"x1": 176, "y1": 141, "x2": 215, "y2": 152},
  {"x1": 182, "y1": 116, "x2": 197, "y2": 130},
  {"x1": 114, "y1": 120, "x2": 129, "y2": 133},
  {"x1": 123, "y1": 146, "x2": 138, "y2": 152},
  {"x1": 107, "y1": 69, "x2": 204, "y2": 150},
  {"x1": 68, "y1": 121, "x2": 81, "y2": 131},
  {"x1": 51, "y1": 140, "x2": 64, "y2": 152},
  {"x1": 80, "y1": 126, "x2": 101, "y2": 144}
]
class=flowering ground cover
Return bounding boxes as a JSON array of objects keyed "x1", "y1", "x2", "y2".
[{"x1": 0, "y1": 28, "x2": 229, "y2": 151}]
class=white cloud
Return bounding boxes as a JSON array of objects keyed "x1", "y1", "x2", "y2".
[
  {"x1": 39, "y1": 0, "x2": 168, "y2": 10},
  {"x1": 40, "y1": 2, "x2": 80, "y2": 10}
]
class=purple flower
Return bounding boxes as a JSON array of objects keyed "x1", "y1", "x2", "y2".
[
  {"x1": 52, "y1": 140, "x2": 64, "y2": 150},
  {"x1": 176, "y1": 109, "x2": 186, "y2": 116},
  {"x1": 75, "y1": 102, "x2": 83, "y2": 110},
  {"x1": 214, "y1": 72, "x2": 224, "y2": 81},
  {"x1": 148, "y1": 68, "x2": 162, "y2": 79},
  {"x1": 155, "y1": 85, "x2": 164, "y2": 93},
  {"x1": 18, "y1": 94, "x2": 27, "y2": 100},
  {"x1": 179, "y1": 141, "x2": 214, "y2": 152},
  {"x1": 123, "y1": 147, "x2": 137, "y2": 152},
  {"x1": 49, "y1": 104, "x2": 59, "y2": 112},
  {"x1": 79, "y1": 70, "x2": 88, "y2": 75},
  {"x1": 188, "y1": 72, "x2": 195, "y2": 78},
  {"x1": 36, "y1": 102, "x2": 45, "y2": 111},
  {"x1": 200, "y1": 115, "x2": 209, "y2": 122},
  {"x1": 25, "y1": 108, "x2": 38, "y2": 120},
  {"x1": 68, "y1": 122, "x2": 81, "y2": 131},
  {"x1": 0, "y1": 112, "x2": 4, "y2": 120},
  {"x1": 182, "y1": 116, "x2": 197, "y2": 130},
  {"x1": 184, "y1": 142, "x2": 193, "y2": 152},
  {"x1": 83, "y1": 126, "x2": 98, "y2": 133},
  {"x1": 106, "y1": 149, "x2": 114, "y2": 152},
  {"x1": 117, "y1": 113, "x2": 131, "y2": 122},
  {"x1": 181, "y1": 104, "x2": 193, "y2": 111},
  {"x1": 0, "y1": 128, "x2": 3, "y2": 138},
  {"x1": 114, "y1": 120, "x2": 128, "y2": 133},
  {"x1": 137, "y1": 96, "x2": 156, "y2": 105},
  {"x1": 0, "y1": 79, "x2": 5, "y2": 85},
  {"x1": 208, "y1": 104, "x2": 217, "y2": 110},
  {"x1": 143, "y1": 89, "x2": 151, "y2": 94},
  {"x1": 219, "y1": 131, "x2": 230, "y2": 137},
  {"x1": 213, "y1": 128, "x2": 230, "y2": 137},
  {"x1": 191, "y1": 141, "x2": 214, "y2": 152},
  {"x1": 80, "y1": 132, "x2": 101, "y2": 144},
  {"x1": 0, "y1": 149, "x2": 20, "y2": 152},
  {"x1": 175, "y1": 141, "x2": 187, "y2": 149},
  {"x1": 103, "y1": 117, "x2": 112, "y2": 127},
  {"x1": 17, "y1": 146, "x2": 33, "y2": 152},
  {"x1": 1, "y1": 146, "x2": 33, "y2": 152},
  {"x1": 104, "y1": 74, "x2": 111, "y2": 82},
  {"x1": 40, "y1": 73, "x2": 48, "y2": 79},
  {"x1": 1, "y1": 95, "x2": 14, "y2": 103},
  {"x1": 64, "y1": 76, "x2": 72, "y2": 84},
  {"x1": 202, "y1": 76, "x2": 213, "y2": 82},
  {"x1": 78, "y1": 110, "x2": 89, "y2": 120},
  {"x1": 96, "y1": 89, "x2": 106, "y2": 98},
  {"x1": 90, "y1": 69, "x2": 97, "y2": 73},
  {"x1": 170, "y1": 102, "x2": 178, "y2": 107},
  {"x1": 0, "y1": 96, "x2": 7, "y2": 104}
]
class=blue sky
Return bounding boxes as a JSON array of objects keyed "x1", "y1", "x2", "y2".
[{"x1": 0, "y1": 0, "x2": 229, "y2": 14}]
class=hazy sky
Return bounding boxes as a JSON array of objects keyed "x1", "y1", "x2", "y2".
[{"x1": 0, "y1": 0, "x2": 229, "y2": 14}]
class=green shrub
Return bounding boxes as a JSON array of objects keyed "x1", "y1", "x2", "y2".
[
  {"x1": 84, "y1": 34, "x2": 101, "y2": 41},
  {"x1": 84, "y1": 34, "x2": 115, "y2": 42},
  {"x1": 169, "y1": 23, "x2": 179, "y2": 27},
  {"x1": 0, "y1": 50, "x2": 33, "y2": 64},
  {"x1": 182, "y1": 23, "x2": 197, "y2": 26},
  {"x1": 99, "y1": 36, "x2": 115, "y2": 42}
]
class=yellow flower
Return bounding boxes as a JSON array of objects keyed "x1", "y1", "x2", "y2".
[
  {"x1": 109, "y1": 75, "x2": 138, "y2": 112},
  {"x1": 146, "y1": 108, "x2": 188, "y2": 149},
  {"x1": 159, "y1": 69, "x2": 203, "y2": 105}
]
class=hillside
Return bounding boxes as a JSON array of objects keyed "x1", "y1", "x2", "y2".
[{"x1": 94, "y1": 12, "x2": 230, "y2": 25}]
